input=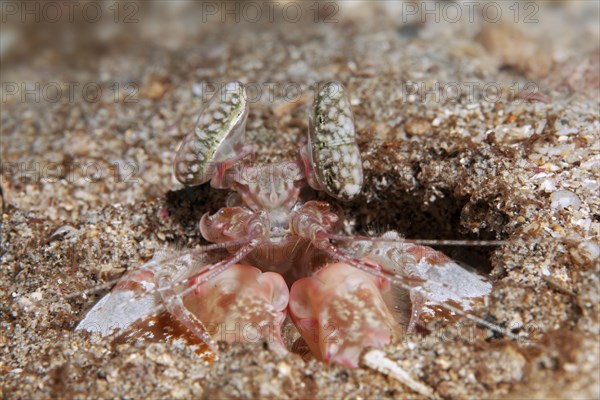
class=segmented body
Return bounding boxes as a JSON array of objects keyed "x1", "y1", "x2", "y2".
[{"x1": 76, "y1": 81, "x2": 495, "y2": 370}]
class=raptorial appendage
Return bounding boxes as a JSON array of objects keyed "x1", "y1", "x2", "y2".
[
  {"x1": 289, "y1": 261, "x2": 397, "y2": 368},
  {"x1": 355, "y1": 232, "x2": 493, "y2": 331},
  {"x1": 76, "y1": 268, "x2": 161, "y2": 337},
  {"x1": 184, "y1": 264, "x2": 289, "y2": 354}
]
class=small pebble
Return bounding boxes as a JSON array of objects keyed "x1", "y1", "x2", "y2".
[
  {"x1": 570, "y1": 241, "x2": 600, "y2": 264},
  {"x1": 551, "y1": 190, "x2": 581, "y2": 210},
  {"x1": 404, "y1": 117, "x2": 431, "y2": 137}
]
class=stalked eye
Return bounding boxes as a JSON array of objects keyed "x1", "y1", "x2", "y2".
[
  {"x1": 308, "y1": 82, "x2": 363, "y2": 201},
  {"x1": 174, "y1": 81, "x2": 249, "y2": 186}
]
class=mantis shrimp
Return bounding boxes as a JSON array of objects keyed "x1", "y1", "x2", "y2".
[{"x1": 76, "y1": 81, "x2": 502, "y2": 378}]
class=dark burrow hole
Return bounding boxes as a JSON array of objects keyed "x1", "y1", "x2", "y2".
[
  {"x1": 338, "y1": 187, "x2": 503, "y2": 275},
  {"x1": 164, "y1": 184, "x2": 230, "y2": 241}
]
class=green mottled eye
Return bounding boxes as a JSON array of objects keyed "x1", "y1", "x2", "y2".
[
  {"x1": 308, "y1": 82, "x2": 363, "y2": 201},
  {"x1": 174, "y1": 81, "x2": 248, "y2": 185}
]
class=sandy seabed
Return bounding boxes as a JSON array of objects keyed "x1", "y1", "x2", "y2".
[{"x1": 1, "y1": 1, "x2": 599, "y2": 398}]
